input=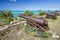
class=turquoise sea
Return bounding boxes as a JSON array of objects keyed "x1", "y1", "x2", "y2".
[
  {"x1": 12, "y1": 10, "x2": 54, "y2": 17},
  {"x1": 12, "y1": 11, "x2": 39, "y2": 17}
]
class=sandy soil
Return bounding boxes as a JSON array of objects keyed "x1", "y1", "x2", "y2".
[{"x1": 1, "y1": 16, "x2": 60, "y2": 40}]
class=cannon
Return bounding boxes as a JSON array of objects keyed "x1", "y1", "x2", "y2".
[
  {"x1": 54, "y1": 12, "x2": 60, "y2": 16},
  {"x1": 45, "y1": 13, "x2": 57, "y2": 19},
  {"x1": 18, "y1": 14, "x2": 49, "y2": 32}
]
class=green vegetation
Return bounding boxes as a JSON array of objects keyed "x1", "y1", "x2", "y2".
[
  {"x1": 24, "y1": 10, "x2": 34, "y2": 16},
  {"x1": 0, "y1": 10, "x2": 14, "y2": 25},
  {"x1": 15, "y1": 17, "x2": 25, "y2": 21},
  {"x1": 0, "y1": 10, "x2": 60, "y2": 39},
  {"x1": 24, "y1": 25, "x2": 51, "y2": 38},
  {"x1": 39, "y1": 10, "x2": 45, "y2": 16},
  {"x1": 54, "y1": 10, "x2": 60, "y2": 12}
]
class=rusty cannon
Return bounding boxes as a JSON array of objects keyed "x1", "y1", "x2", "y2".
[
  {"x1": 53, "y1": 12, "x2": 60, "y2": 16},
  {"x1": 18, "y1": 14, "x2": 49, "y2": 32},
  {"x1": 45, "y1": 13, "x2": 57, "y2": 19}
]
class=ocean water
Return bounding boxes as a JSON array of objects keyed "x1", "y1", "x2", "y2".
[
  {"x1": 12, "y1": 11, "x2": 39, "y2": 17},
  {"x1": 12, "y1": 10, "x2": 54, "y2": 17}
]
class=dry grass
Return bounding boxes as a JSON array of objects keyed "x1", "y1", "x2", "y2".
[
  {"x1": 46, "y1": 16, "x2": 60, "y2": 35},
  {"x1": 1, "y1": 15, "x2": 60, "y2": 40}
]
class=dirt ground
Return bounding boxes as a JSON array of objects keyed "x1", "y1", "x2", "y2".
[
  {"x1": 1, "y1": 16, "x2": 60, "y2": 40},
  {"x1": 1, "y1": 29, "x2": 58, "y2": 40},
  {"x1": 47, "y1": 16, "x2": 60, "y2": 35}
]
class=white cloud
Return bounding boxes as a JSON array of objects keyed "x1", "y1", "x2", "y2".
[{"x1": 10, "y1": 0, "x2": 16, "y2": 2}]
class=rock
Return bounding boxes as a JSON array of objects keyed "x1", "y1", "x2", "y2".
[
  {"x1": 52, "y1": 32, "x2": 59, "y2": 39},
  {"x1": 48, "y1": 30, "x2": 59, "y2": 39}
]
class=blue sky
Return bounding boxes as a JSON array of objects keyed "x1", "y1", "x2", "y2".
[{"x1": 0, "y1": 0, "x2": 60, "y2": 11}]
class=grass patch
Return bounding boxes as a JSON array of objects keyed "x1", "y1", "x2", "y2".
[{"x1": 24, "y1": 25, "x2": 51, "y2": 38}]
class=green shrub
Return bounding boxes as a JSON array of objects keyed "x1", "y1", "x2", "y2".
[
  {"x1": 24, "y1": 25, "x2": 50, "y2": 38},
  {"x1": 54, "y1": 10, "x2": 59, "y2": 12},
  {"x1": 39, "y1": 10, "x2": 45, "y2": 16},
  {"x1": 24, "y1": 10, "x2": 34, "y2": 16},
  {"x1": 0, "y1": 10, "x2": 14, "y2": 25},
  {"x1": 14, "y1": 17, "x2": 25, "y2": 21}
]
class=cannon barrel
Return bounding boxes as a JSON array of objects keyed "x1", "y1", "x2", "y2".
[
  {"x1": 53, "y1": 12, "x2": 60, "y2": 16},
  {"x1": 46, "y1": 13, "x2": 57, "y2": 19},
  {"x1": 18, "y1": 14, "x2": 49, "y2": 31},
  {"x1": 19, "y1": 14, "x2": 48, "y2": 26}
]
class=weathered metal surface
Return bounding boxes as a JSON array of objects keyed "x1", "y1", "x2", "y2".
[
  {"x1": 46, "y1": 13, "x2": 57, "y2": 19},
  {"x1": 54, "y1": 12, "x2": 60, "y2": 16},
  {"x1": 19, "y1": 14, "x2": 49, "y2": 32}
]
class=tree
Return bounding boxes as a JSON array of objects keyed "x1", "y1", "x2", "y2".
[
  {"x1": 39, "y1": 10, "x2": 45, "y2": 16},
  {"x1": 24, "y1": 10, "x2": 34, "y2": 16}
]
